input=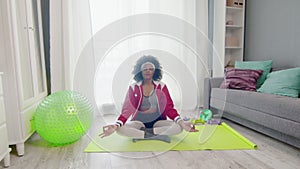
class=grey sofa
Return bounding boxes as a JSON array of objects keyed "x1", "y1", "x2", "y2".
[{"x1": 203, "y1": 77, "x2": 300, "y2": 149}]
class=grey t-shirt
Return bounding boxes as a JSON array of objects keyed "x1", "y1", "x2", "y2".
[{"x1": 135, "y1": 89, "x2": 162, "y2": 128}]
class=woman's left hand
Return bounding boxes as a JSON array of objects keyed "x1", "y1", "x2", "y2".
[{"x1": 178, "y1": 120, "x2": 199, "y2": 132}]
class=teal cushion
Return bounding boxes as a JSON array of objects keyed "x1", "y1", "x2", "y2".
[
  {"x1": 235, "y1": 60, "x2": 273, "y2": 88},
  {"x1": 257, "y1": 67, "x2": 300, "y2": 98}
]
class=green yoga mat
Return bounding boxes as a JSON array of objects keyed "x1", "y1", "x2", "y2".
[{"x1": 84, "y1": 122, "x2": 257, "y2": 152}]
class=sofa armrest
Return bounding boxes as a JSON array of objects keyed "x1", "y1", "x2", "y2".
[{"x1": 203, "y1": 77, "x2": 224, "y2": 109}]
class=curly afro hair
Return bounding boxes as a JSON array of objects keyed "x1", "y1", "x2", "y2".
[{"x1": 132, "y1": 55, "x2": 162, "y2": 82}]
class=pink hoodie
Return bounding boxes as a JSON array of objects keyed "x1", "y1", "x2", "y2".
[{"x1": 115, "y1": 81, "x2": 181, "y2": 127}]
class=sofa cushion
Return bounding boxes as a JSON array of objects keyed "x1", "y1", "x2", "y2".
[
  {"x1": 235, "y1": 60, "x2": 273, "y2": 88},
  {"x1": 220, "y1": 68, "x2": 263, "y2": 91},
  {"x1": 211, "y1": 88, "x2": 300, "y2": 123},
  {"x1": 257, "y1": 67, "x2": 300, "y2": 98}
]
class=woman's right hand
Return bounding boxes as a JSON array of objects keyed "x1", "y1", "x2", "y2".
[{"x1": 99, "y1": 124, "x2": 118, "y2": 138}]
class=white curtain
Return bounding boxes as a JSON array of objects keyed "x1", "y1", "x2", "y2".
[{"x1": 50, "y1": 0, "x2": 209, "y2": 114}]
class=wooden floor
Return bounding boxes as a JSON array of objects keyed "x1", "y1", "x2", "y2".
[{"x1": 1, "y1": 114, "x2": 300, "y2": 169}]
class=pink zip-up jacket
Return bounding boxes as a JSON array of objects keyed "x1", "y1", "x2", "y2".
[{"x1": 115, "y1": 81, "x2": 182, "y2": 127}]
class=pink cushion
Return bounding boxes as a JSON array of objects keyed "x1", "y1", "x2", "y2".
[{"x1": 220, "y1": 68, "x2": 263, "y2": 91}]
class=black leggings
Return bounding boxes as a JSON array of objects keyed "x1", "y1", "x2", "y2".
[{"x1": 134, "y1": 111, "x2": 163, "y2": 128}]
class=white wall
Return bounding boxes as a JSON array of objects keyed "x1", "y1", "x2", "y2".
[
  {"x1": 212, "y1": 0, "x2": 226, "y2": 77},
  {"x1": 50, "y1": 0, "x2": 209, "y2": 113},
  {"x1": 0, "y1": 0, "x2": 5, "y2": 72},
  {"x1": 50, "y1": 0, "x2": 94, "y2": 92}
]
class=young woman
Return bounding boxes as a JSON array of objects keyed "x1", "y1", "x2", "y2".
[{"x1": 100, "y1": 55, "x2": 198, "y2": 142}]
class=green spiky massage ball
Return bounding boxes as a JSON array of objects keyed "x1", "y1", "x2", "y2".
[{"x1": 34, "y1": 90, "x2": 93, "y2": 146}]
